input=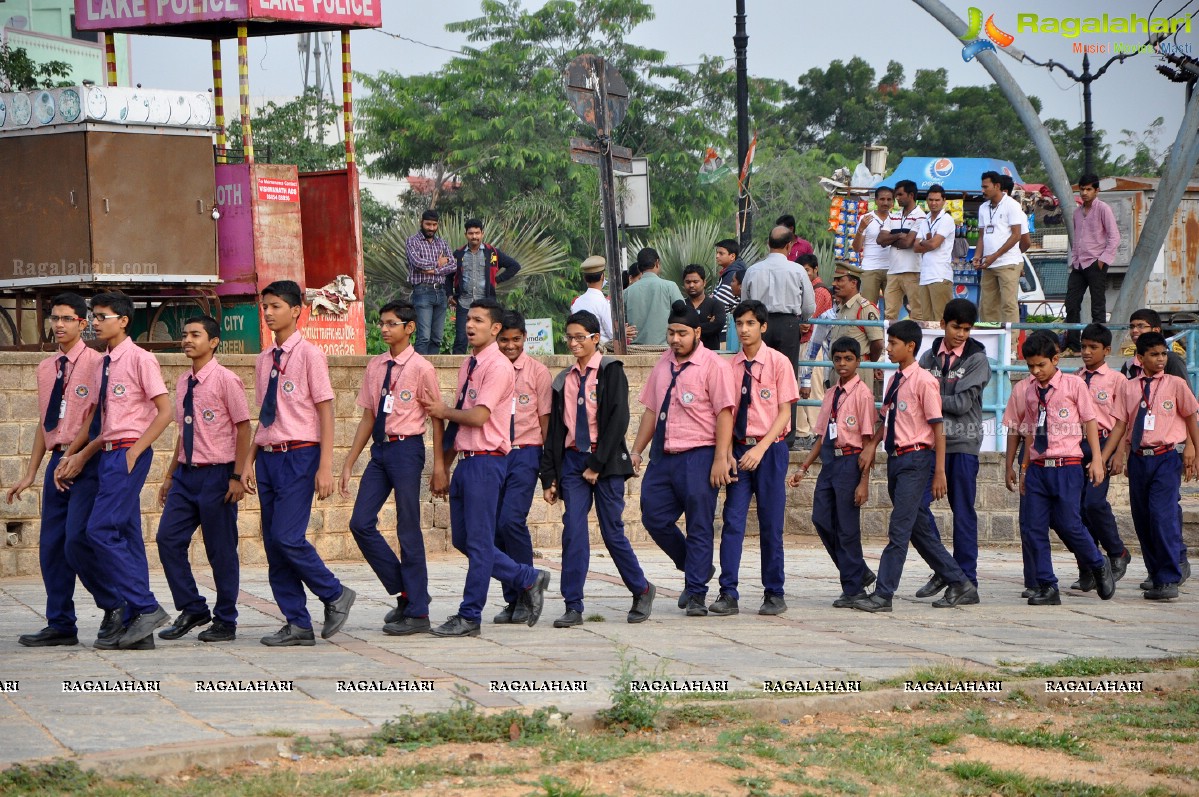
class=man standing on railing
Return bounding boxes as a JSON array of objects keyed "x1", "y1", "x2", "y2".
[{"x1": 1063, "y1": 175, "x2": 1120, "y2": 354}]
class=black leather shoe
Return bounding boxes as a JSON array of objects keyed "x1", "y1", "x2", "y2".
[
  {"x1": 322, "y1": 587, "x2": 356, "y2": 639},
  {"x1": 933, "y1": 581, "x2": 980, "y2": 608},
  {"x1": 98, "y1": 605, "x2": 125, "y2": 640},
  {"x1": 430, "y1": 615, "x2": 481, "y2": 637},
  {"x1": 1110, "y1": 550, "x2": 1132, "y2": 582},
  {"x1": 158, "y1": 611, "x2": 211, "y2": 640},
  {"x1": 261, "y1": 624, "x2": 316, "y2": 646},
  {"x1": 1093, "y1": 559, "x2": 1116, "y2": 600},
  {"x1": 198, "y1": 621, "x2": 236, "y2": 642},
  {"x1": 678, "y1": 565, "x2": 717, "y2": 609},
  {"x1": 915, "y1": 574, "x2": 947, "y2": 598},
  {"x1": 759, "y1": 594, "x2": 787, "y2": 615},
  {"x1": 384, "y1": 595, "x2": 409, "y2": 625},
  {"x1": 98, "y1": 634, "x2": 153, "y2": 651},
  {"x1": 118, "y1": 606, "x2": 169, "y2": 649},
  {"x1": 685, "y1": 596, "x2": 708, "y2": 617},
  {"x1": 628, "y1": 584, "x2": 655, "y2": 624},
  {"x1": 19, "y1": 627, "x2": 79, "y2": 647},
  {"x1": 708, "y1": 593, "x2": 739, "y2": 616},
  {"x1": 833, "y1": 591, "x2": 867, "y2": 609},
  {"x1": 1027, "y1": 585, "x2": 1061, "y2": 606},
  {"x1": 553, "y1": 609, "x2": 584, "y2": 628},
  {"x1": 1070, "y1": 567, "x2": 1096, "y2": 592},
  {"x1": 123, "y1": 635, "x2": 154, "y2": 650},
  {"x1": 493, "y1": 603, "x2": 517, "y2": 624},
  {"x1": 863, "y1": 569, "x2": 877, "y2": 589},
  {"x1": 520, "y1": 570, "x2": 551, "y2": 627},
  {"x1": 1144, "y1": 583, "x2": 1180, "y2": 600},
  {"x1": 382, "y1": 616, "x2": 431, "y2": 636},
  {"x1": 1139, "y1": 577, "x2": 1154, "y2": 591},
  {"x1": 93, "y1": 628, "x2": 125, "y2": 649},
  {"x1": 1180, "y1": 558, "x2": 1191, "y2": 585},
  {"x1": 852, "y1": 593, "x2": 892, "y2": 613}
]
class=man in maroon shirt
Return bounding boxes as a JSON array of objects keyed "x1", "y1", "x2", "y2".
[{"x1": 1063, "y1": 174, "x2": 1120, "y2": 353}]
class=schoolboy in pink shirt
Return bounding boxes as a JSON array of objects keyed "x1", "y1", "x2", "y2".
[
  {"x1": 422, "y1": 298, "x2": 550, "y2": 637},
  {"x1": 243, "y1": 280, "x2": 355, "y2": 646},
  {"x1": 630, "y1": 299, "x2": 737, "y2": 616},
  {"x1": 1101, "y1": 331, "x2": 1199, "y2": 600},
  {"x1": 155, "y1": 315, "x2": 252, "y2": 643},
  {"x1": 342, "y1": 300, "x2": 445, "y2": 636}
]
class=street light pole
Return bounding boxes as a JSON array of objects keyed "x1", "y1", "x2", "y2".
[
  {"x1": 1081, "y1": 53, "x2": 1094, "y2": 176},
  {"x1": 734, "y1": 0, "x2": 751, "y2": 249}
]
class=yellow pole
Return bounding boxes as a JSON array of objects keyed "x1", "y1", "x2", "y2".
[
  {"x1": 238, "y1": 25, "x2": 253, "y2": 164},
  {"x1": 104, "y1": 33, "x2": 117, "y2": 86},
  {"x1": 211, "y1": 40, "x2": 226, "y2": 150},
  {"x1": 341, "y1": 29, "x2": 354, "y2": 165}
]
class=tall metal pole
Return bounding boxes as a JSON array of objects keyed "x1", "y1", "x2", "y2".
[
  {"x1": 1081, "y1": 53, "x2": 1094, "y2": 176},
  {"x1": 595, "y1": 58, "x2": 628, "y2": 355},
  {"x1": 734, "y1": 0, "x2": 751, "y2": 249}
]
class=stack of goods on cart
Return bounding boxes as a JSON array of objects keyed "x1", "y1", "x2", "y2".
[{"x1": 828, "y1": 196, "x2": 870, "y2": 265}]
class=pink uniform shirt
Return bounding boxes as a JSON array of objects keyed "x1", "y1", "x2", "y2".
[
  {"x1": 1003, "y1": 376, "x2": 1031, "y2": 433},
  {"x1": 511, "y1": 352, "x2": 552, "y2": 447},
  {"x1": 454, "y1": 341, "x2": 515, "y2": 454},
  {"x1": 1016, "y1": 370, "x2": 1096, "y2": 460},
  {"x1": 1111, "y1": 371, "x2": 1198, "y2": 448},
  {"x1": 814, "y1": 374, "x2": 875, "y2": 450},
  {"x1": 355, "y1": 347, "x2": 439, "y2": 437},
  {"x1": 639, "y1": 342, "x2": 737, "y2": 452},
  {"x1": 1077, "y1": 362, "x2": 1122, "y2": 434},
  {"x1": 176, "y1": 358, "x2": 250, "y2": 465},
  {"x1": 730, "y1": 344, "x2": 799, "y2": 440},
  {"x1": 38, "y1": 338, "x2": 103, "y2": 450},
  {"x1": 564, "y1": 350, "x2": 602, "y2": 447},
  {"x1": 94, "y1": 336, "x2": 168, "y2": 442},
  {"x1": 883, "y1": 360, "x2": 943, "y2": 449},
  {"x1": 253, "y1": 330, "x2": 335, "y2": 446}
]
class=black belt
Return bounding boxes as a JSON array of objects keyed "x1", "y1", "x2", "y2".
[{"x1": 180, "y1": 461, "x2": 234, "y2": 471}]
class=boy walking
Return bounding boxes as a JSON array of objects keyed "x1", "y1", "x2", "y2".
[
  {"x1": 243, "y1": 280, "x2": 355, "y2": 646},
  {"x1": 493, "y1": 311, "x2": 552, "y2": 624},
  {"x1": 631, "y1": 300, "x2": 737, "y2": 616},
  {"x1": 913, "y1": 298, "x2": 992, "y2": 597},
  {"x1": 791, "y1": 336, "x2": 876, "y2": 607},
  {"x1": 1101, "y1": 332, "x2": 1199, "y2": 600},
  {"x1": 540, "y1": 310, "x2": 655, "y2": 627},
  {"x1": 1005, "y1": 332, "x2": 1115, "y2": 606},
  {"x1": 422, "y1": 298, "x2": 550, "y2": 637},
  {"x1": 852, "y1": 320, "x2": 978, "y2": 612},
  {"x1": 8, "y1": 293, "x2": 121, "y2": 646},
  {"x1": 155, "y1": 315, "x2": 252, "y2": 643},
  {"x1": 341, "y1": 301, "x2": 445, "y2": 636},
  {"x1": 713, "y1": 300, "x2": 797, "y2": 616}
]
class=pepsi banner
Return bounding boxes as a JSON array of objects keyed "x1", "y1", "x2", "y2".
[{"x1": 880, "y1": 157, "x2": 1024, "y2": 193}]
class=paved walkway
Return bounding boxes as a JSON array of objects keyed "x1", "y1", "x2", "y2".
[{"x1": 0, "y1": 541, "x2": 1196, "y2": 766}]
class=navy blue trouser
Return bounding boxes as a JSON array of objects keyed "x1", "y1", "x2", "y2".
[
  {"x1": 812, "y1": 440, "x2": 869, "y2": 596},
  {"x1": 495, "y1": 446, "x2": 539, "y2": 605},
  {"x1": 1077, "y1": 437, "x2": 1125, "y2": 560},
  {"x1": 450, "y1": 454, "x2": 537, "y2": 623},
  {"x1": 349, "y1": 437, "x2": 429, "y2": 617},
  {"x1": 1023, "y1": 464, "x2": 1104, "y2": 588},
  {"x1": 875, "y1": 449, "x2": 966, "y2": 599},
  {"x1": 257, "y1": 447, "x2": 342, "y2": 629},
  {"x1": 1128, "y1": 450, "x2": 1185, "y2": 586},
  {"x1": 923, "y1": 453, "x2": 980, "y2": 585},
  {"x1": 155, "y1": 462, "x2": 239, "y2": 625},
  {"x1": 559, "y1": 449, "x2": 647, "y2": 612},
  {"x1": 641, "y1": 446, "x2": 719, "y2": 602},
  {"x1": 40, "y1": 451, "x2": 120, "y2": 633},
  {"x1": 719, "y1": 440, "x2": 788, "y2": 599},
  {"x1": 86, "y1": 448, "x2": 157, "y2": 618}
]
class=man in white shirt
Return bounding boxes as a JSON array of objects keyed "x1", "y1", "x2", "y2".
[
  {"x1": 974, "y1": 170, "x2": 1024, "y2": 323},
  {"x1": 853, "y1": 185, "x2": 893, "y2": 305},
  {"x1": 877, "y1": 179, "x2": 926, "y2": 320},
  {"x1": 913, "y1": 184, "x2": 957, "y2": 323},
  {"x1": 570, "y1": 256, "x2": 616, "y2": 347}
]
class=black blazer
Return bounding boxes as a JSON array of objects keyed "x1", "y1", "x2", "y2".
[{"x1": 540, "y1": 356, "x2": 634, "y2": 489}]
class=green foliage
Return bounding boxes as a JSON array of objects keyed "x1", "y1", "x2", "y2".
[
  {"x1": 0, "y1": 43, "x2": 72, "y2": 92},
  {"x1": 597, "y1": 646, "x2": 668, "y2": 731},
  {"x1": 947, "y1": 761, "x2": 1123, "y2": 797},
  {"x1": 0, "y1": 760, "x2": 96, "y2": 794},
  {"x1": 531, "y1": 776, "x2": 598, "y2": 797},
  {"x1": 747, "y1": 147, "x2": 854, "y2": 247},
  {"x1": 374, "y1": 698, "x2": 562, "y2": 747},
  {"x1": 1004, "y1": 655, "x2": 1199, "y2": 678},
  {"x1": 629, "y1": 219, "x2": 760, "y2": 289},
  {"x1": 226, "y1": 88, "x2": 345, "y2": 171}
]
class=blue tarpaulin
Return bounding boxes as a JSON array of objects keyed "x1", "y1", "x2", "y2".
[{"x1": 878, "y1": 157, "x2": 1024, "y2": 194}]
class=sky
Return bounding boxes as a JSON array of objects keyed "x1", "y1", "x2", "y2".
[{"x1": 126, "y1": 0, "x2": 1194, "y2": 168}]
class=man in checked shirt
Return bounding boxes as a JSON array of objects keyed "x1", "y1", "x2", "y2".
[{"x1": 407, "y1": 209, "x2": 456, "y2": 356}]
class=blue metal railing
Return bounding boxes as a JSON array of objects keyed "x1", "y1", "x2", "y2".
[{"x1": 796, "y1": 318, "x2": 1199, "y2": 453}]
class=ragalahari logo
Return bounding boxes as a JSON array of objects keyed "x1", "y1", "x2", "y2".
[{"x1": 960, "y1": 7, "x2": 1016, "y2": 61}]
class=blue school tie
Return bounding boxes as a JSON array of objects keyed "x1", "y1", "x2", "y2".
[
  {"x1": 89, "y1": 354, "x2": 111, "y2": 440},
  {"x1": 733, "y1": 360, "x2": 753, "y2": 440},
  {"x1": 259, "y1": 348, "x2": 283, "y2": 428},
  {"x1": 372, "y1": 360, "x2": 395, "y2": 445},
  {"x1": 650, "y1": 362, "x2": 690, "y2": 460},
  {"x1": 182, "y1": 375, "x2": 197, "y2": 465},
  {"x1": 1130, "y1": 377, "x2": 1152, "y2": 450},
  {"x1": 443, "y1": 356, "x2": 477, "y2": 452},
  {"x1": 882, "y1": 372, "x2": 903, "y2": 455},
  {"x1": 1083, "y1": 370, "x2": 1095, "y2": 387},
  {"x1": 575, "y1": 370, "x2": 591, "y2": 452},
  {"x1": 43, "y1": 355, "x2": 68, "y2": 432},
  {"x1": 1033, "y1": 386, "x2": 1050, "y2": 454}
]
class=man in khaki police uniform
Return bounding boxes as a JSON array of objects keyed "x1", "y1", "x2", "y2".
[{"x1": 832, "y1": 262, "x2": 885, "y2": 397}]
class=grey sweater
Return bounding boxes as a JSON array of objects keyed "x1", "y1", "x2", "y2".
[{"x1": 919, "y1": 337, "x2": 992, "y2": 456}]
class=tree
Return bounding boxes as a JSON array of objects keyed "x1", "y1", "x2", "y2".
[
  {"x1": 225, "y1": 88, "x2": 345, "y2": 170},
  {"x1": 0, "y1": 43, "x2": 71, "y2": 92}
]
